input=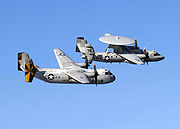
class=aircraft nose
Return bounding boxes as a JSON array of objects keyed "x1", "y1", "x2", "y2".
[
  {"x1": 112, "y1": 75, "x2": 116, "y2": 82},
  {"x1": 160, "y1": 55, "x2": 165, "y2": 60},
  {"x1": 161, "y1": 56, "x2": 165, "y2": 60}
]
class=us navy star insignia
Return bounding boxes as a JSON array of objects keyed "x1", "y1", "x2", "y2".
[{"x1": 48, "y1": 74, "x2": 54, "y2": 80}]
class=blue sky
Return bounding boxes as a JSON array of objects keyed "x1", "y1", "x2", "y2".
[{"x1": 0, "y1": 0, "x2": 180, "y2": 129}]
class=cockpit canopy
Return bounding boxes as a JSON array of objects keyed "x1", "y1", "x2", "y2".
[
  {"x1": 152, "y1": 51, "x2": 160, "y2": 56},
  {"x1": 104, "y1": 70, "x2": 113, "y2": 75}
]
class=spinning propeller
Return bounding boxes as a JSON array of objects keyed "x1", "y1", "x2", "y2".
[
  {"x1": 85, "y1": 55, "x2": 99, "y2": 85},
  {"x1": 94, "y1": 64, "x2": 99, "y2": 86},
  {"x1": 143, "y1": 47, "x2": 149, "y2": 65},
  {"x1": 134, "y1": 38, "x2": 149, "y2": 65},
  {"x1": 135, "y1": 38, "x2": 138, "y2": 49},
  {"x1": 85, "y1": 54, "x2": 89, "y2": 69}
]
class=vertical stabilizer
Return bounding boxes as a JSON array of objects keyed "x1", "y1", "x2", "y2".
[
  {"x1": 18, "y1": 52, "x2": 36, "y2": 82},
  {"x1": 76, "y1": 37, "x2": 95, "y2": 63}
]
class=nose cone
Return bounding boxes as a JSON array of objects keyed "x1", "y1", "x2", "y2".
[
  {"x1": 160, "y1": 56, "x2": 165, "y2": 60},
  {"x1": 157, "y1": 55, "x2": 165, "y2": 61},
  {"x1": 112, "y1": 75, "x2": 116, "y2": 82}
]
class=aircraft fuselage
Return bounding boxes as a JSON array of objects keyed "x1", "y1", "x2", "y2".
[
  {"x1": 93, "y1": 52, "x2": 164, "y2": 64},
  {"x1": 35, "y1": 68, "x2": 115, "y2": 84}
]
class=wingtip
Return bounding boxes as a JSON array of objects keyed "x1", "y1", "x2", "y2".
[
  {"x1": 53, "y1": 48, "x2": 63, "y2": 53},
  {"x1": 53, "y1": 48, "x2": 59, "y2": 51},
  {"x1": 105, "y1": 33, "x2": 111, "y2": 36}
]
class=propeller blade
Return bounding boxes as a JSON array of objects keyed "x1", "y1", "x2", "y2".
[
  {"x1": 145, "y1": 52, "x2": 149, "y2": 65},
  {"x1": 94, "y1": 64, "x2": 99, "y2": 86},
  {"x1": 143, "y1": 47, "x2": 149, "y2": 65},
  {"x1": 85, "y1": 54, "x2": 89, "y2": 69},
  {"x1": 135, "y1": 38, "x2": 138, "y2": 49},
  {"x1": 143, "y1": 47, "x2": 147, "y2": 53}
]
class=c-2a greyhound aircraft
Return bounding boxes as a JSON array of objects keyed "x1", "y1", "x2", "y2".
[
  {"x1": 76, "y1": 33, "x2": 165, "y2": 65},
  {"x1": 18, "y1": 49, "x2": 115, "y2": 85}
]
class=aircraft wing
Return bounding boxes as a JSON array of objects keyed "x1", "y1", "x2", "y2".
[
  {"x1": 66, "y1": 70, "x2": 90, "y2": 84},
  {"x1": 119, "y1": 54, "x2": 144, "y2": 64},
  {"x1": 54, "y1": 49, "x2": 78, "y2": 68},
  {"x1": 54, "y1": 49, "x2": 90, "y2": 83}
]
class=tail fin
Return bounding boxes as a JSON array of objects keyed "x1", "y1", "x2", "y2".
[
  {"x1": 76, "y1": 37, "x2": 84, "y2": 52},
  {"x1": 76, "y1": 37, "x2": 95, "y2": 63},
  {"x1": 18, "y1": 53, "x2": 23, "y2": 71},
  {"x1": 18, "y1": 52, "x2": 36, "y2": 82}
]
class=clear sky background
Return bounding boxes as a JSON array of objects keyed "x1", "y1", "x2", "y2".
[{"x1": 0, "y1": 0, "x2": 180, "y2": 129}]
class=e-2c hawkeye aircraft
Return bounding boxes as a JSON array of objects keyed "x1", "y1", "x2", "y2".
[
  {"x1": 76, "y1": 33, "x2": 165, "y2": 65},
  {"x1": 18, "y1": 49, "x2": 115, "y2": 85}
]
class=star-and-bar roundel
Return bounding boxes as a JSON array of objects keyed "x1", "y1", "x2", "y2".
[{"x1": 48, "y1": 74, "x2": 54, "y2": 80}]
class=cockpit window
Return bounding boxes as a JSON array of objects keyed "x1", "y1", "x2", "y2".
[
  {"x1": 154, "y1": 52, "x2": 160, "y2": 56},
  {"x1": 105, "y1": 72, "x2": 112, "y2": 75},
  {"x1": 87, "y1": 49, "x2": 92, "y2": 52}
]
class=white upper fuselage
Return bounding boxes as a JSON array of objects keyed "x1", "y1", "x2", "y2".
[
  {"x1": 93, "y1": 44, "x2": 165, "y2": 64},
  {"x1": 35, "y1": 68, "x2": 115, "y2": 84},
  {"x1": 94, "y1": 51, "x2": 164, "y2": 63}
]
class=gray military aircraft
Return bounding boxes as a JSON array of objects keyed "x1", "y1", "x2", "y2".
[
  {"x1": 18, "y1": 49, "x2": 115, "y2": 85},
  {"x1": 76, "y1": 33, "x2": 165, "y2": 65}
]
